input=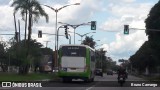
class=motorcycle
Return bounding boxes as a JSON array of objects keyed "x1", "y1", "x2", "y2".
[{"x1": 118, "y1": 74, "x2": 126, "y2": 87}]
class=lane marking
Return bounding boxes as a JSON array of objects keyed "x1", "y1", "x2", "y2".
[
  {"x1": 86, "y1": 85, "x2": 95, "y2": 90},
  {"x1": 86, "y1": 87, "x2": 93, "y2": 90}
]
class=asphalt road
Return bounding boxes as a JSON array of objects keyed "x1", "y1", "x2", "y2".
[{"x1": 1, "y1": 74, "x2": 160, "y2": 90}]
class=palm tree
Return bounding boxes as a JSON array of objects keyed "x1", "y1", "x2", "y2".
[
  {"x1": 11, "y1": 0, "x2": 49, "y2": 41},
  {"x1": 11, "y1": 0, "x2": 49, "y2": 74}
]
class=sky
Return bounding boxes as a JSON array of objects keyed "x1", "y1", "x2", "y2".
[{"x1": 0, "y1": 0, "x2": 159, "y2": 64}]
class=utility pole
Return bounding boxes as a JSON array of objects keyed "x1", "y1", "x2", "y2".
[
  {"x1": 44, "y1": 41, "x2": 50, "y2": 48},
  {"x1": 43, "y1": 3, "x2": 80, "y2": 69}
]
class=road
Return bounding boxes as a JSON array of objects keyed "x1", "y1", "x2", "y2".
[{"x1": 1, "y1": 74, "x2": 160, "y2": 90}]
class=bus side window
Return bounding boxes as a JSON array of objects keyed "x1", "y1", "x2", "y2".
[{"x1": 91, "y1": 50, "x2": 95, "y2": 62}]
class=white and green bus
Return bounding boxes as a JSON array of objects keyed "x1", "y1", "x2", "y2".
[{"x1": 58, "y1": 44, "x2": 96, "y2": 82}]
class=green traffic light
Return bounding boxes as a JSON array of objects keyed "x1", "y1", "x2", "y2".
[
  {"x1": 124, "y1": 30, "x2": 129, "y2": 34},
  {"x1": 91, "y1": 26, "x2": 96, "y2": 30},
  {"x1": 124, "y1": 25, "x2": 129, "y2": 34},
  {"x1": 91, "y1": 21, "x2": 96, "y2": 30}
]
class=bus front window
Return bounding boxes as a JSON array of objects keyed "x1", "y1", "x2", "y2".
[{"x1": 62, "y1": 46, "x2": 86, "y2": 57}]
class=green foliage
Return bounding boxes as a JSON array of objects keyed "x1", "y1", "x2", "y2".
[
  {"x1": 130, "y1": 1, "x2": 160, "y2": 74},
  {"x1": 11, "y1": 0, "x2": 49, "y2": 41},
  {"x1": 11, "y1": 0, "x2": 49, "y2": 23},
  {"x1": 6, "y1": 39, "x2": 53, "y2": 74},
  {"x1": 95, "y1": 48, "x2": 117, "y2": 72},
  {"x1": 0, "y1": 73, "x2": 55, "y2": 81},
  {"x1": 130, "y1": 41, "x2": 159, "y2": 73},
  {"x1": 145, "y1": 1, "x2": 160, "y2": 40},
  {"x1": 0, "y1": 41, "x2": 8, "y2": 72},
  {"x1": 82, "y1": 36, "x2": 96, "y2": 48}
]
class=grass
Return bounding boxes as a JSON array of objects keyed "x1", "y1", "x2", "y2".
[
  {"x1": 132, "y1": 74, "x2": 160, "y2": 81},
  {"x1": 146, "y1": 76, "x2": 160, "y2": 81},
  {"x1": 0, "y1": 72, "x2": 59, "y2": 81}
]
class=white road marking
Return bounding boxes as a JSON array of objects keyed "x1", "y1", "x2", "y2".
[{"x1": 86, "y1": 85, "x2": 95, "y2": 90}]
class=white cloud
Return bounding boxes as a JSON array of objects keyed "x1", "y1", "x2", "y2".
[
  {"x1": 108, "y1": 0, "x2": 136, "y2": 3},
  {"x1": 0, "y1": 6, "x2": 14, "y2": 29},
  {"x1": 1, "y1": 0, "x2": 102, "y2": 50},
  {"x1": 106, "y1": 30, "x2": 148, "y2": 60},
  {"x1": 0, "y1": 0, "x2": 156, "y2": 59},
  {"x1": 98, "y1": 1, "x2": 155, "y2": 61},
  {"x1": 99, "y1": 18, "x2": 123, "y2": 31}
]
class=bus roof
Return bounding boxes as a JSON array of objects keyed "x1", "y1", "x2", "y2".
[{"x1": 59, "y1": 44, "x2": 95, "y2": 52}]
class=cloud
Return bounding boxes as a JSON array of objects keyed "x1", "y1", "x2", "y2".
[
  {"x1": 98, "y1": 1, "x2": 155, "y2": 61},
  {"x1": 104, "y1": 30, "x2": 148, "y2": 61},
  {"x1": 99, "y1": 18, "x2": 123, "y2": 31},
  {"x1": 0, "y1": 0, "x2": 11, "y2": 5},
  {"x1": 108, "y1": 0, "x2": 136, "y2": 3},
  {"x1": 0, "y1": 0, "x2": 156, "y2": 57},
  {"x1": 0, "y1": 0, "x2": 95, "y2": 50}
]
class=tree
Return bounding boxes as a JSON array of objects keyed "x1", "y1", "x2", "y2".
[
  {"x1": 11, "y1": 0, "x2": 49, "y2": 41},
  {"x1": 96, "y1": 48, "x2": 108, "y2": 72},
  {"x1": 128, "y1": 1, "x2": 160, "y2": 75},
  {"x1": 145, "y1": 1, "x2": 160, "y2": 40},
  {"x1": 0, "y1": 41, "x2": 8, "y2": 72},
  {"x1": 82, "y1": 36, "x2": 96, "y2": 48},
  {"x1": 129, "y1": 41, "x2": 159, "y2": 74},
  {"x1": 145, "y1": 0, "x2": 160, "y2": 74},
  {"x1": 11, "y1": 0, "x2": 49, "y2": 73},
  {"x1": 7, "y1": 39, "x2": 45, "y2": 74}
]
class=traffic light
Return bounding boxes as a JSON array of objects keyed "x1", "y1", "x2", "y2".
[
  {"x1": 124, "y1": 25, "x2": 129, "y2": 34},
  {"x1": 38, "y1": 30, "x2": 42, "y2": 38},
  {"x1": 64, "y1": 25, "x2": 69, "y2": 39},
  {"x1": 91, "y1": 21, "x2": 96, "y2": 30}
]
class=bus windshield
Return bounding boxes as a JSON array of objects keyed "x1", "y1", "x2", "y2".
[{"x1": 61, "y1": 46, "x2": 86, "y2": 57}]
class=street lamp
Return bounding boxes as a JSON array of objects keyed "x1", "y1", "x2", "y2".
[
  {"x1": 95, "y1": 40, "x2": 100, "y2": 42},
  {"x1": 95, "y1": 44, "x2": 104, "y2": 48},
  {"x1": 44, "y1": 41, "x2": 50, "y2": 48},
  {"x1": 68, "y1": 31, "x2": 96, "y2": 44},
  {"x1": 58, "y1": 22, "x2": 91, "y2": 44},
  {"x1": 43, "y1": 3, "x2": 80, "y2": 68},
  {"x1": 68, "y1": 34, "x2": 71, "y2": 44}
]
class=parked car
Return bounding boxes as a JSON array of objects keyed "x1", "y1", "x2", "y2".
[
  {"x1": 95, "y1": 69, "x2": 103, "y2": 77},
  {"x1": 107, "y1": 70, "x2": 113, "y2": 75}
]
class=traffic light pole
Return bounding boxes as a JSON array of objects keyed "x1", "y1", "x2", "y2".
[
  {"x1": 44, "y1": 41, "x2": 50, "y2": 48},
  {"x1": 58, "y1": 22, "x2": 92, "y2": 44},
  {"x1": 130, "y1": 28, "x2": 160, "y2": 31},
  {"x1": 57, "y1": 25, "x2": 69, "y2": 50},
  {"x1": 124, "y1": 25, "x2": 160, "y2": 35},
  {"x1": 57, "y1": 26, "x2": 64, "y2": 51},
  {"x1": 68, "y1": 34, "x2": 71, "y2": 44}
]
